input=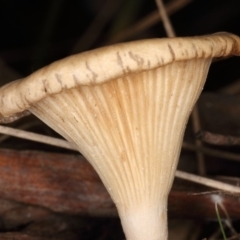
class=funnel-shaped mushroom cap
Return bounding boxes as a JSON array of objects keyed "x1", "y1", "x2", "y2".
[{"x1": 0, "y1": 33, "x2": 240, "y2": 240}]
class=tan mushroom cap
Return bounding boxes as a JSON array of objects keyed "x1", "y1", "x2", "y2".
[{"x1": 0, "y1": 32, "x2": 240, "y2": 118}]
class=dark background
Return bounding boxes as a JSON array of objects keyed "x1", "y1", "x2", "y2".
[{"x1": 0, "y1": 0, "x2": 239, "y2": 90}]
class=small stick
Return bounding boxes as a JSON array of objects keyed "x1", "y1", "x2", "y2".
[
  {"x1": 190, "y1": 190, "x2": 240, "y2": 198},
  {"x1": 182, "y1": 142, "x2": 240, "y2": 162},
  {"x1": 0, "y1": 121, "x2": 40, "y2": 144},
  {"x1": 175, "y1": 170, "x2": 240, "y2": 193},
  {"x1": 191, "y1": 105, "x2": 206, "y2": 175},
  {"x1": 197, "y1": 130, "x2": 240, "y2": 146},
  {"x1": 0, "y1": 125, "x2": 77, "y2": 151},
  {"x1": 155, "y1": 0, "x2": 176, "y2": 37}
]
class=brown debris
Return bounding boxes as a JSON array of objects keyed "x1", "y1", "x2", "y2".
[
  {"x1": 0, "y1": 148, "x2": 239, "y2": 220},
  {"x1": 0, "y1": 149, "x2": 114, "y2": 216}
]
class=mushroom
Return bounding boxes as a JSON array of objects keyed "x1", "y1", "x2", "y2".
[{"x1": 0, "y1": 32, "x2": 240, "y2": 240}]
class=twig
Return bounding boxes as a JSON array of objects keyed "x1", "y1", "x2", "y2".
[
  {"x1": 175, "y1": 171, "x2": 240, "y2": 193},
  {"x1": 182, "y1": 142, "x2": 240, "y2": 162},
  {"x1": 0, "y1": 125, "x2": 77, "y2": 151},
  {"x1": 190, "y1": 190, "x2": 240, "y2": 198},
  {"x1": 0, "y1": 120, "x2": 39, "y2": 144},
  {"x1": 155, "y1": 0, "x2": 176, "y2": 37},
  {"x1": 191, "y1": 105, "x2": 206, "y2": 175},
  {"x1": 197, "y1": 130, "x2": 240, "y2": 146}
]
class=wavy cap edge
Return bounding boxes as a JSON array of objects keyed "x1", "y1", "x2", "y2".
[{"x1": 0, "y1": 32, "x2": 240, "y2": 120}]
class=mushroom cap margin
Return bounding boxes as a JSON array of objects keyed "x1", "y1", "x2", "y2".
[{"x1": 0, "y1": 32, "x2": 239, "y2": 118}]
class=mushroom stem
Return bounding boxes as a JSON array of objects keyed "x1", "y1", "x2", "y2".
[{"x1": 119, "y1": 198, "x2": 168, "y2": 240}]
